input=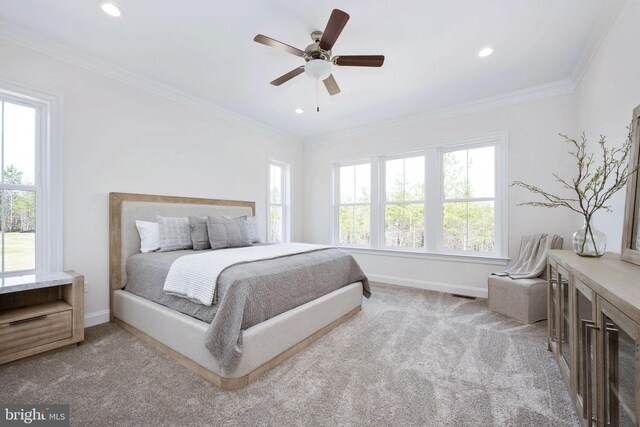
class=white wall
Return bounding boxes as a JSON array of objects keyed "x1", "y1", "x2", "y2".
[
  {"x1": 574, "y1": 0, "x2": 640, "y2": 251},
  {"x1": 0, "y1": 39, "x2": 304, "y2": 325},
  {"x1": 303, "y1": 94, "x2": 579, "y2": 297},
  {"x1": 303, "y1": 1, "x2": 640, "y2": 296},
  {"x1": 1, "y1": 0, "x2": 637, "y2": 319}
]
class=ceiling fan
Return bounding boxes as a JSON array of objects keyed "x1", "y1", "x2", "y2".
[{"x1": 254, "y1": 9, "x2": 385, "y2": 111}]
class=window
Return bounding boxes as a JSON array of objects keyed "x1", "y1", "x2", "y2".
[
  {"x1": 441, "y1": 145, "x2": 495, "y2": 253},
  {"x1": 336, "y1": 162, "x2": 371, "y2": 246},
  {"x1": 0, "y1": 84, "x2": 61, "y2": 277},
  {"x1": 332, "y1": 134, "x2": 506, "y2": 259},
  {"x1": 1, "y1": 100, "x2": 37, "y2": 273},
  {"x1": 383, "y1": 155, "x2": 425, "y2": 248},
  {"x1": 268, "y1": 161, "x2": 290, "y2": 243}
]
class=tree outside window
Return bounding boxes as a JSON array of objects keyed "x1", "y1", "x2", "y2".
[
  {"x1": 331, "y1": 135, "x2": 504, "y2": 258},
  {"x1": 384, "y1": 156, "x2": 425, "y2": 248},
  {"x1": 268, "y1": 162, "x2": 289, "y2": 243},
  {"x1": 337, "y1": 163, "x2": 371, "y2": 246},
  {"x1": 0, "y1": 101, "x2": 37, "y2": 273},
  {"x1": 442, "y1": 146, "x2": 495, "y2": 253}
]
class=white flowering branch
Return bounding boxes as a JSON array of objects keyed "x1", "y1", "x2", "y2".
[{"x1": 512, "y1": 127, "x2": 638, "y2": 256}]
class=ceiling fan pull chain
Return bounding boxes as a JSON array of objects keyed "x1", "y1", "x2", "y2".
[{"x1": 316, "y1": 78, "x2": 320, "y2": 112}]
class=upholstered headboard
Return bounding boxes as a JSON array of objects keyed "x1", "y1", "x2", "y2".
[{"x1": 109, "y1": 192, "x2": 255, "y2": 320}]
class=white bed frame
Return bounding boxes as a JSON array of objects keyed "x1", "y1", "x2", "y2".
[{"x1": 109, "y1": 192, "x2": 363, "y2": 390}]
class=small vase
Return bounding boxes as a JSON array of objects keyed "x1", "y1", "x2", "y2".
[{"x1": 572, "y1": 220, "x2": 606, "y2": 257}]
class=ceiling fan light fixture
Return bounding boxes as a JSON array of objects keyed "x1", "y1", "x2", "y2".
[
  {"x1": 304, "y1": 59, "x2": 332, "y2": 80},
  {"x1": 478, "y1": 47, "x2": 494, "y2": 58},
  {"x1": 254, "y1": 9, "x2": 382, "y2": 103},
  {"x1": 98, "y1": 1, "x2": 123, "y2": 17}
]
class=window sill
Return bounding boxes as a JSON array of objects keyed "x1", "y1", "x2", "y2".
[{"x1": 337, "y1": 246, "x2": 509, "y2": 266}]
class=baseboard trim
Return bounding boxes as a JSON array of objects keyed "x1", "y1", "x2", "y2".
[
  {"x1": 368, "y1": 274, "x2": 488, "y2": 298},
  {"x1": 84, "y1": 310, "x2": 110, "y2": 327},
  {"x1": 82, "y1": 277, "x2": 486, "y2": 327}
]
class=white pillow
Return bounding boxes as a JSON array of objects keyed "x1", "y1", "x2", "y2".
[{"x1": 135, "y1": 220, "x2": 160, "y2": 253}]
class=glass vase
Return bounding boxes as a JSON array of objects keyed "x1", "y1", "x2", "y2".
[{"x1": 572, "y1": 220, "x2": 606, "y2": 257}]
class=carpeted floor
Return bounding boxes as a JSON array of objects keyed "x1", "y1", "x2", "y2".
[{"x1": 0, "y1": 283, "x2": 579, "y2": 426}]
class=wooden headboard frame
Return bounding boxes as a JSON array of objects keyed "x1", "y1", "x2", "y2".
[{"x1": 108, "y1": 192, "x2": 256, "y2": 321}]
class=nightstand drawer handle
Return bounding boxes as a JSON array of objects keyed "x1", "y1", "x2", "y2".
[{"x1": 9, "y1": 315, "x2": 46, "y2": 325}]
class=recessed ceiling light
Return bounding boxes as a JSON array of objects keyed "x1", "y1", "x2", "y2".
[
  {"x1": 295, "y1": 108, "x2": 304, "y2": 114},
  {"x1": 98, "y1": 1, "x2": 123, "y2": 17},
  {"x1": 478, "y1": 47, "x2": 493, "y2": 58}
]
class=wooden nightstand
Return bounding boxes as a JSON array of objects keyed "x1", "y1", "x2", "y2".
[{"x1": 0, "y1": 271, "x2": 84, "y2": 364}]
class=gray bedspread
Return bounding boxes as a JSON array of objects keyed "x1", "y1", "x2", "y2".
[
  {"x1": 125, "y1": 250, "x2": 219, "y2": 322},
  {"x1": 125, "y1": 247, "x2": 370, "y2": 372}
]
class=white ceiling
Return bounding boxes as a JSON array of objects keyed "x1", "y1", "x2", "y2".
[{"x1": 0, "y1": 0, "x2": 621, "y2": 139}]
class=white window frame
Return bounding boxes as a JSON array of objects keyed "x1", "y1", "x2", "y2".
[
  {"x1": 267, "y1": 160, "x2": 290, "y2": 243},
  {"x1": 436, "y1": 140, "x2": 506, "y2": 256},
  {"x1": 332, "y1": 159, "x2": 374, "y2": 248},
  {"x1": 0, "y1": 79, "x2": 62, "y2": 277},
  {"x1": 379, "y1": 151, "x2": 427, "y2": 251},
  {"x1": 331, "y1": 132, "x2": 508, "y2": 262}
]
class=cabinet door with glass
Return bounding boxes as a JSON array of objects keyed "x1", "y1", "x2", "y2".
[
  {"x1": 598, "y1": 297, "x2": 640, "y2": 427},
  {"x1": 574, "y1": 279, "x2": 598, "y2": 426},
  {"x1": 548, "y1": 260, "x2": 572, "y2": 384},
  {"x1": 548, "y1": 261, "x2": 562, "y2": 353},
  {"x1": 559, "y1": 265, "x2": 572, "y2": 382}
]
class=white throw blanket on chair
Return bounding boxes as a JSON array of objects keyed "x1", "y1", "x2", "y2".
[{"x1": 497, "y1": 233, "x2": 561, "y2": 279}]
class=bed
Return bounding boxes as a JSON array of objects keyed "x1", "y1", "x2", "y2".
[{"x1": 109, "y1": 192, "x2": 367, "y2": 390}]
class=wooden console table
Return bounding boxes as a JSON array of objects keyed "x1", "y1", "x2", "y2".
[
  {"x1": 0, "y1": 271, "x2": 84, "y2": 364},
  {"x1": 547, "y1": 250, "x2": 640, "y2": 427}
]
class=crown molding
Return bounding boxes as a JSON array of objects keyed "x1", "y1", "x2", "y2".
[
  {"x1": 0, "y1": 4, "x2": 617, "y2": 149},
  {"x1": 0, "y1": 20, "x2": 302, "y2": 146},
  {"x1": 304, "y1": 79, "x2": 575, "y2": 146},
  {"x1": 570, "y1": 0, "x2": 626, "y2": 88}
]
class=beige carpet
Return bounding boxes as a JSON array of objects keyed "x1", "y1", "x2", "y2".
[{"x1": 0, "y1": 283, "x2": 579, "y2": 426}]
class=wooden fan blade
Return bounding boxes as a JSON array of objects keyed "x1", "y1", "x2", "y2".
[
  {"x1": 254, "y1": 34, "x2": 305, "y2": 57},
  {"x1": 270, "y1": 66, "x2": 305, "y2": 86},
  {"x1": 334, "y1": 55, "x2": 385, "y2": 67},
  {"x1": 323, "y1": 74, "x2": 340, "y2": 96},
  {"x1": 319, "y1": 9, "x2": 350, "y2": 51}
]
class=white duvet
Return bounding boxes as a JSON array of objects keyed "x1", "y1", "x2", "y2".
[{"x1": 162, "y1": 243, "x2": 328, "y2": 306}]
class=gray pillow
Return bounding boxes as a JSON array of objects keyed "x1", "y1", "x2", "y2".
[
  {"x1": 207, "y1": 216, "x2": 253, "y2": 249},
  {"x1": 245, "y1": 216, "x2": 261, "y2": 243},
  {"x1": 157, "y1": 216, "x2": 193, "y2": 252},
  {"x1": 188, "y1": 216, "x2": 211, "y2": 250},
  {"x1": 223, "y1": 215, "x2": 261, "y2": 243}
]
